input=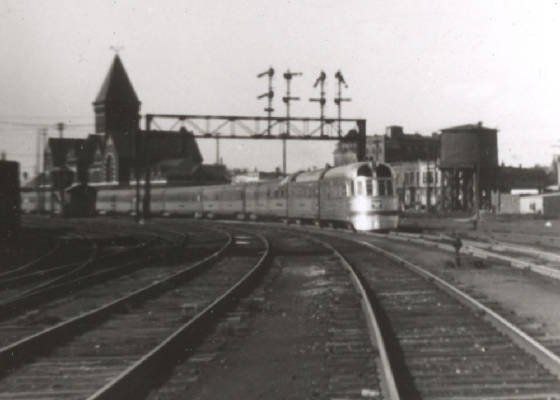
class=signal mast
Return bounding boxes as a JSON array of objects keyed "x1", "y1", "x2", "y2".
[
  {"x1": 334, "y1": 70, "x2": 351, "y2": 136},
  {"x1": 309, "y1": 71, "x2": 327, "y2": 136},
  {"x1": 257, "y1": 67, "x2": 274, "y2": 136},
  {"x1": 281, "y1": 69, "x2": 302, "y2": 173}
]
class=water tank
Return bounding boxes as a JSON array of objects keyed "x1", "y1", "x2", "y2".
[{"x1": 440, "y1": 123, "x2": 498, "y2": 169}]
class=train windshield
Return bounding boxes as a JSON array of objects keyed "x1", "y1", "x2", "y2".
[
  {"x1": 355, "y1": 165, "x2": 373, "y2": 197},
  {"x1": 374, "y1": 164, "x2": 394, "y2": 197}
]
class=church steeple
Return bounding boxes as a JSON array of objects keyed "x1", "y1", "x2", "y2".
[
  {"x1": 93, "y1": 54, "x2": 141, "y2": 136},
  {"x1": 94, "y1": 55, "x2": 139, "y2": 105}
]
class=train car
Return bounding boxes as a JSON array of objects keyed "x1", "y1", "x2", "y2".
[
  {"x1": 244, "y1": 182, "x2": 259, "y2": 219},
  {"x1": 253, "y1": 179, "x2": 287, "y2": 220},
  {"x1": 319, "y1": 162, "x2": 399, "y2": 230},
  {"x1": 150, "y1": 187, "x2": 166, "y2": 216},
  {"x1": 96, "y1": 188, "x2": 118, "y2": 214},
  {"x1": 21, "y1": 189, "x2": 38, "y2": 214},
  {"x1": 163, "y1": 186, "x2": 203, "y2": 217},
  {"x1": 97, "y1": 187, "x2": 135, "y2": 215},
  {"x1": 30, "y1": 161, "x2": 398, "y2": 231},
  {"x1": 287, "y1": 169, "x2": 323, "y2": 222},
  {"x1": 0, "y1": 160, "x2": 21, "y2": 244},
  {"x1": 202, "y1": 184, "x2": 245, "y2": 218}
]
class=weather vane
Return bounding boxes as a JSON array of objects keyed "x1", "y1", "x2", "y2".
[{"x1": 110, "y1": 45, "x2": 124, "y2": 54}]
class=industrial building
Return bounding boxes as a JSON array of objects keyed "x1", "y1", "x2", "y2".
[
  {"x1": 333, "y1": 125, "x2": 439, "y2": 166},
  {"x1": 391, "y1": 160, "x2": 441, "y2": 209},
  {"x1": 333, "y1": 122, "x2": 503, "y2": 212}
]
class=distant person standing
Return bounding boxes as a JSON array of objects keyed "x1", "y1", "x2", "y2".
[{"x1": 453, "y1": 234, "x2": 463, "y2": 267}]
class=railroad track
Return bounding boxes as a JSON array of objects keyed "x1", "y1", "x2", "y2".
[
  {"x1": 212, "y1": 221, "x2": 560, "y2": 398},
  {"x1": 313, "y1": 232, "x2": 560, "y2": 399},
  {"x1": 0, "y1": 228, "x2": 269, "y2": 400},
  {"x1": 0, "y1": 225, "x2": 228, "y2": 349},
  {"x1": 143, "y1": 225, "x2": 385, "y2": 400},
  {"x1": 0, "y1": 236, "x2": 161, "y2": 321},
  {"x1": 377, "y1": 230, "x2": 560, "y2": 281},
  {"x1": 0, "y1": 221, "x2": 231, "y2": 343},
  {"x1": 0, "y1": 216, "x2": 209, "y2": 319},
  {"x1": 0, "y1": 234, "x2": 100, "y2": 299}
]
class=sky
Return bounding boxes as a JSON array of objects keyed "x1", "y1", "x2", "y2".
[{"x1": 1, "y1": 0, "x2": 560, "y2": 178}]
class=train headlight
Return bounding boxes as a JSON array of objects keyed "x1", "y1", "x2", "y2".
[
  {"x1": 351, "y1": 197, "x2": 370, "y2": 213},
  {"x1": 353, "y1": 214, "x2": 379, "y2": 231},
  {"x1": 354, "y1": 214, "x2": 371, "y2": 230}
]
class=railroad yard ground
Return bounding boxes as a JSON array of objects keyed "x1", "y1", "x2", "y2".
[
  {"x1": 3, "y1": 214, "x2": 560, "y2": 398},
  {"x1": 397, "y1": 212, "x2": 560, "y2": 341}
]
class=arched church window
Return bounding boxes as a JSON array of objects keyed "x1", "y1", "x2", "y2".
[{"x1": 105, "y1": 155, "x2": 114, "y2": 182}]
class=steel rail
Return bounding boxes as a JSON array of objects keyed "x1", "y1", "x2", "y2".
[
  {"x1": 2, "y1": 229, "x2": 185, "y2": 308},
  {"x1": 0, "y1": 229, "x2": 232, "y2": 373},
  {"x1": 358, "y1": 239, "x2": 560, "y2": 381},
  {"x1": 308, "y1": 235, "x2": 400, "y2": 400},
  {"x1": 0, "y1": 238, "x2": 63, "y2": 279},
  {"x1": 0, "y1": 241, "x2": 159, "y2": 319},
  {"x1": 86, "y1": 231, "x2": 270, "y2": 400}
]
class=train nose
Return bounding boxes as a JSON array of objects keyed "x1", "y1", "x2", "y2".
[{"x1": 353, "y1": 213, "x2": 378, "y2": 231}]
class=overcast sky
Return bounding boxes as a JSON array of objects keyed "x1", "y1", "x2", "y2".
[{"x1": 1, "y1": 0, "x2": 559, "y2": 177}]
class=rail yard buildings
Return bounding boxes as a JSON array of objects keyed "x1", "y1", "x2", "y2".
[
  {"x1": 27, "y1": 53, "x2": 560, "y2": 216},
  {"x1": 334, "y1": 125, "x2": 442, "y2": 209}
]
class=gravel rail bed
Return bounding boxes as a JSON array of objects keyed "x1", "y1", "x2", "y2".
[
  {"x1": 0, "y1": 231, "x2": 265, "y2": 400},
  {"x1": 318, "y1": 234, "x2": 560, "y2": 399},
  {"x1": 144, "y1": 227, "x2": 382, "y2": 400}
]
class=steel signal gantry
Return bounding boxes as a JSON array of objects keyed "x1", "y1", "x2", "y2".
[
  {"x1": 334, "y1": 70, "x2": 351, "y2": 136},
  {"x1": 309, "y1": 71, "x2": 327, "y2": 136},
  {"x1": 257, "y1": 67, "x2": 275, "y2": 136}
]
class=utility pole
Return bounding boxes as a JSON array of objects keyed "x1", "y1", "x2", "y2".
[
  {"x1": 135, "y1": 123, "x2": 141, "y2": 222},
  {"x1": 35, "y1": 129, "x2": 42, "y2": 213},
  {"x1": 143, "y1": 116, "x2": 152, "y2": 221},
  {"x1": 257, "y1": 67, "x2": 274, "y2": 136},
  {"x1": 334, "y1": 70, "x2": 351, "y2": 137},
  {"x1": 282, "y1": 69, "x2": 302, "y2": 174},
  {"x1": 41, "y1": 128, "x2": 48, "y2": 213},
  {"x1": 473, "y1": 162, "x2": 480, "y2": 230},
  {"x1": 215, "y1": 136, "x2": 220, "y2": 165},
  {"x1": 56, "y1": 122, "x2": 64, "y2": 139},
  {"x1": 309, "y1": 71, "x2": 326, "y2": 136}
]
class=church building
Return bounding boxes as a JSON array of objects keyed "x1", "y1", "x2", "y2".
[{"x1": 43, "y1": 55, "x2": 224, "y2": 187}]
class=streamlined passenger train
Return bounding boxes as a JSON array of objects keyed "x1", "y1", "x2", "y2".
[{"x1": 21, "y1": 162, "x2": 399, "y2": 231}]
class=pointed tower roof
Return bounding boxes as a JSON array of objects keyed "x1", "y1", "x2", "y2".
[{"x1": 94, "y1": 55, "x2": 139, "y2": 105}]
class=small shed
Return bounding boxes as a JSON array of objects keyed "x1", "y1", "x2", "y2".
[
  {"x1": 519, "y1": 195, "x2": 543, "y2": 214},
  {"x1": 542, "y1": 193, "x2": 560, "y2": 217},
  {"x1": 65, "y1": 184, "x2": 97, "y2": 217}
]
